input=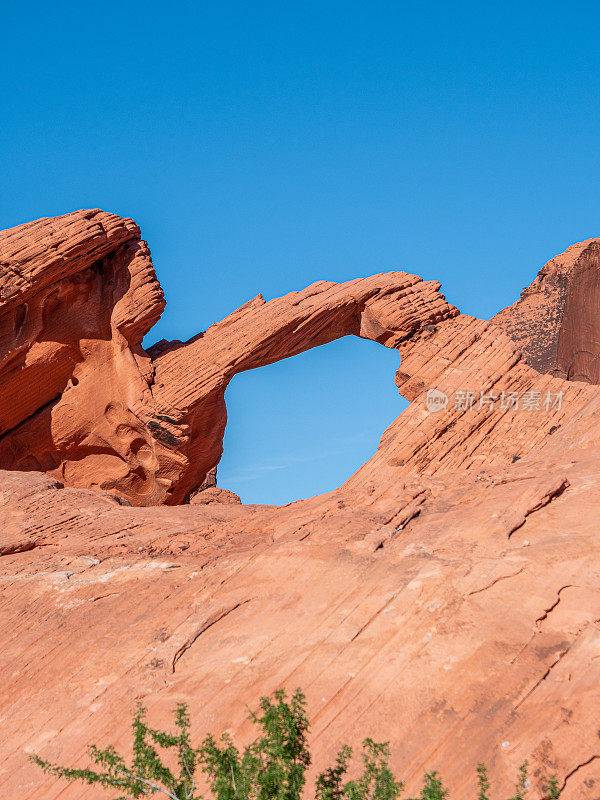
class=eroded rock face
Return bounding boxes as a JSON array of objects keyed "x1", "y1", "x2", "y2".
[
  {"x1": 2, "y1": 210, "x2": 600, "y2": 798},
  {"x1": 3, "y1": 210, "x2": 599, "y2": 510},
  {"x1": 494, "y1": 237, "x2": 600, "y2": 383},
  {"x1": 0, "y1": 210, "x2": 177, "y2": 503},
  {"x1": 0, "y1": 210, "x2": 459, "y2": 505}
]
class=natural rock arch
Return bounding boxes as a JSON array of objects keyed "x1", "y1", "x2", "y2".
[
  {"x1": 1, "y1": 209, "x2": 597, "y2": 507},
  {"x1": 0, "y1": 210, "x2": 457, "y2": 505}
]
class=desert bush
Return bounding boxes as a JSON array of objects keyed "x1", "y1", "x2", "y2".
[{"x1": 30, "y1": 688, "x2": 561, "y2": 799}]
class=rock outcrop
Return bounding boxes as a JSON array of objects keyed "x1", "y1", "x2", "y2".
[
  {"x1": 0, "y1": 210, "x2": 458, "y2": 505},
  {"x1": 1, "y1": 210, "x2": 600, "y2": 798},
  {"x1": 494, "y1": 237, "x2": 600, "y2": 383},
  {"x1": 0, "y1": 210, "x2": 172, "y2": 503}
]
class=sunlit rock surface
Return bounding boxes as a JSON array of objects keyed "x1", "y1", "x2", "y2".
[{"x1": 1, "y1": 212, "x2": 599, "y2": 798}]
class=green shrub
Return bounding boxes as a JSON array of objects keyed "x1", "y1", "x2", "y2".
[
  {"x1": 508, "y1": 761, "x2": 529, "y2": 800},
  {"x1": 30, "y1": 688, "x2": 561, "y2": 799},
  {"x1": 410, "y1": 770, "x2": 448, "y2": 799},
  {"x1": 476, "y1": 763, "x2": 490, "y2": 800},
  {"x1": 542, "y1": 777, "x2": 561, "y2": 800},
  {"x1": 322, "y1": 739, "x2": 403, "y2": 800},
  {"x1": 199, "y1": 688, "x2": 311, "y2": 800}
]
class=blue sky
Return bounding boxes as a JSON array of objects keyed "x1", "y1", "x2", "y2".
[{"x1": 2, "y1": 2, "x2": 599, "y2": 503}]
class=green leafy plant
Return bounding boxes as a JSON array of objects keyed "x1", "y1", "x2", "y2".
[
  {"x1": 332, "y1": 739, "x2": 403, "y2": 800},
  {"x1": 542, "y1": 777, "x2": 561, "y2": 800},
  {"x1": 406, "y1": 770, "x2": 448, "y2": 800},
  {"x1": 199, "y1": 688, "x2": 311, "y2": 800},
  {"x1": 508, "y1": 762, "x2": 529, "y2": 800},
  {"x1": 314, "y1": 744, "x2": 352, "y2": 800},
  {"x1": 30, "y1": 689, "x2": 561, "y2": 800},
  {"x1": 476, "y1": 763, "x2": 490, "y2": 800},
  {"x1": 31, "y1": 701, "x2": 198, "y2": 799}
]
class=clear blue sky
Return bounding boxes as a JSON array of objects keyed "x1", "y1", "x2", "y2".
[{"x1": 2, "y1": 2, "x2": 599, "y2": 503}]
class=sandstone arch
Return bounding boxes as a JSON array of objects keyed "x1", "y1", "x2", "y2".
[
  {"x1": 2, "y1": 209, "x2": 597, "y2": 508},
  {"x1": 0, "y1": 210, "x2": 458, "y2": 505}
]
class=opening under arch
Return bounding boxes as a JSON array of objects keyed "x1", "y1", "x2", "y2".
[{"x1": 217, "y1": 336, "x2": 407, "y2": 505}]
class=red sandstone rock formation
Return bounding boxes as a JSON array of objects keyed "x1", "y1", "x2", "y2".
[
  {"x1": 0, "y1": 210, "x2": 459, "y2": 505},
  {"x1": 0, "y1": 210, "x2": 172, "y2": 503},
  {"x1": 1, "y1": 211, "x2": 600, "y2": 798},
  {"x1": 494, "y1": 237, "x2": 600, "y2": 383}
]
